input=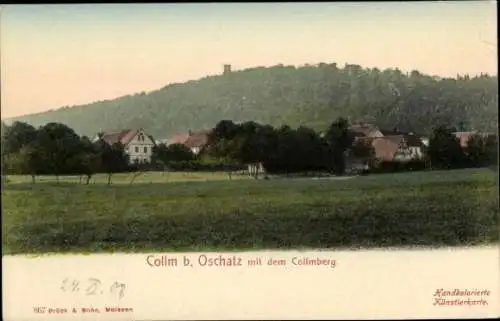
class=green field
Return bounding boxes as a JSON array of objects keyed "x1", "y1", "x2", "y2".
[{"x1": 2, "y1": 168, "x2": 498, "y2": 255}]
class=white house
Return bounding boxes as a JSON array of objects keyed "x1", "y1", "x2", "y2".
[{"x1": 95, "y1": 128, "x2": 156, "y2": 164}]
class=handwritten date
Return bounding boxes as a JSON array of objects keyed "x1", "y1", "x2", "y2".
[{"x1": 60, "y1": 278, "x2": 126, "y2": 299}]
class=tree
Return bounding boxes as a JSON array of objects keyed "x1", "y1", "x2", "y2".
[
  {"x1": 1, "y1": 122, "x2": 8, "y2": 184},
  {"x1": 17, "y1": 144, "x2": 44, "y2": 184},
  {"x1": 264, "y1": 125, "x2": 297, "y2": 174},
  {"x1": 152, "y1": 143, "x2": 195, "y2": 169},
  {"x1": 66, "y1": 136, "x2": 102, "y2": 184},
  {"x1": 466, "y1": 134, "x2": 498, "y2": 167},
  {"x1": 484, "y1": 135, "x2": 499, "y2": 167},
  {"x1": 35, "y1": 122, "x2": 86, "y2": 181},
  {"x1": 209, "y1": 120, "x2": 240, "y2": 142},
  {"x1": 325, "y1": 117, "x2": 354, "y2": 175},
  {"x1": 166, "y1": 144, "x2": 195, "y2": 162},
  {"x1": 1, "y1": 121, "x2": 8, "y2": 135},
  {"x1": 97, "y1": 141, "x2": 129, "y2": 185},
  {"x1": 349, "y1": 138, "x2": 375, "y2": 167},
  {"x1": 427, "y1": 125, "x2": 466, "y2": 169},
  {"x1": 3, "y1": 153, "x2": 23, "y2": 175},
  {"x1": 2, "y1": 121, "x2": 38, "y2": 154}
]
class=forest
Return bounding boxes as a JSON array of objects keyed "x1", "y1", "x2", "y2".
[{"x1": 5, "y1": 63, "x2": 498, "y2": 140}]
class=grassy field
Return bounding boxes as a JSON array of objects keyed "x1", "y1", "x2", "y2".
[{"x1": 2, "y1": 168, "x2": 498, "y2": 255}]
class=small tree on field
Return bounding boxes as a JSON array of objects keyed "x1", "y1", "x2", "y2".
[
  {"x1": 325, "y1": 117, "x2": 355, "y2": 175},
  {"x1": 466, "y1": 134, "x2": 498, "y2": 167},
  {"x1": 17, "y1": 144, "x2": 44, "y2": 184},
  {"x1": 427, "y1": 125, "x2": 467, "y2": 169},
  {"x1": 68, "y1": 147, "x2": 102, "y2": 185},
  {"x1": 97, "y1": 142, "x2": 129, "y2": 185}
]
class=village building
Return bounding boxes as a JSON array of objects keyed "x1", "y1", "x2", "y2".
[
  {"x1": 347, "y1": 135, "x2": 422, "y2": 174},
  {"x1": 452, "y1": 131, "x2": 495, "y2": 149},
  {"x1": 370, "y1": 135, "x2": 425, "y2": 162},
  {"x1": 167, "y1": 129, "x2": 212, "y2": 155},
  {"x1": 94, "y1": 128, "x2": 156, "y2": 164},
  {"x1": 349, "y1": 123, "x2": 427, "y2": 159},
  {"x1": 349, "y1": 123, "x2": 384, "y2": 138}
]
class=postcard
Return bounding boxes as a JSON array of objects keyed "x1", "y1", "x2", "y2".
[{"x1": 1, "y1": 2, "x2": 498, "y2": 320}]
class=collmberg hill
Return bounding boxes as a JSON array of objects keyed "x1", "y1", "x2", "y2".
[{"x1": 6, "y1": 63, "x2": 498, "y2": 138}]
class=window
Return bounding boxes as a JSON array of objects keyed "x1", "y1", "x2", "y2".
[
  {"x1": 144, "y1": 147, "x2": 148, "y2": 153},
  {"x1": 135, "y1": 146, "x2": 139, "y2": 153},
  {"x1": 138, "y1": 133, "x2": 144, "y2": 141}
]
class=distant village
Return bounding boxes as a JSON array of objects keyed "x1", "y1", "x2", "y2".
[{"x1": 94, "y1": 122, "x2": 488, "y2": 170}]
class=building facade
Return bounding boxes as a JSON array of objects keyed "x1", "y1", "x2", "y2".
[{"x1": 95, "y1": 128, "x2": 156, "y2": 164}]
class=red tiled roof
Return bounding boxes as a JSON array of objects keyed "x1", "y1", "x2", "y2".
[
  {"x1": 349, "y1": 124, "x2": 380, "y2": 137},
  {"x1": 369, "y1": 134, "x2": 425, "y2": 161},
  {"x1": 453, "y1": 131, "x2": 482, "y2": 148},
  {"x1": 100, "y1": 128, "x2": 151, "y2": 146},
  {"x1": 380, "y1": 129, "x2": 406, "y2": 136},
  {"x1": 185, "y1": 133, "x2": 209, "y2": 149},
  {"x1": 169, "y1": 132, "x2": 191, "y2": 145},
  {"x1": 455, "y1": 131, "x2": 497, "y2": 148},
  {"x1": 169, "y1": 129, "x2": 212, "y2": 149},
  {"x1": 371, "y1": 136, "x2": 403, "y2": 161}
]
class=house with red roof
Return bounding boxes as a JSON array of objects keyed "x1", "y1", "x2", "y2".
[
  {"x1": 349, "y1": 123, "x2": 427, "y2": 160},
  {"x1": 370, "y1": 134, "x2": 425, "y2": 161},
  {"x1": 94, "y1": 128, "x2": 156, "y2": 164},
  {"x1": 349, "y1": 123, "x2": 384, "y2": 138},
  {"x1": 167, "y1": 129, "x2": 212, "y2": 155},
  {"x1": 452, "y1": 131, "x2": 495, "y2": 149}
]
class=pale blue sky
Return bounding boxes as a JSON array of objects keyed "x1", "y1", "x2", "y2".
[{"x1": 1, "y1": 2, "x2": 497, "y2": 118}]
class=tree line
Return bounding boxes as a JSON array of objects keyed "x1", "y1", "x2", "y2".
[
  {"x1": 197, "y1": 119, "x2": 497, "y2": 176},
  {"x1": 7, "y1": 63, "x2": 498, "y2": 140},
  {"x1": 1, "y1": 122, "x2": 129, "y2": 184},
  {"x1": 2, "y1": 117, "x2": 495, "y2": 186}
]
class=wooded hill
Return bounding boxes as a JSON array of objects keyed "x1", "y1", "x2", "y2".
[{"x1": 6, "y1": 63, "x2": 498, "y2": 139}]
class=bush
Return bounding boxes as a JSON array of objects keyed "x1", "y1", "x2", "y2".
[
  {"x1": 165, "y1": 160, "x2": 245, "y2": 172},
  {"x1": 264, "y1": 162, "x2": 330, "y2": 175},
  {"x1": 368, "y1": 160, "x2": 429, "y2": 174}
]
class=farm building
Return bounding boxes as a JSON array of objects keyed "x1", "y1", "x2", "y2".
[
  {"x1": 370, "y1": 135, "x2": 425, "y2": 162},
  {"x1": 94, "y1": 128, "x2": 156, "y2": 164},
  {"x1": 452, "y1": 131, "x2": 495, "y2": 149},
  {"x1": 167, "y1": 129, "x2": 212, "y2": 155}
]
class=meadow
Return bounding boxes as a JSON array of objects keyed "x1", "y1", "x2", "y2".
[{"x1": 2, "y1": 168, "x2": 498, "y2": 255}]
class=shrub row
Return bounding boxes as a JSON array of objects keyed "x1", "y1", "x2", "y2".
[{"x1": 367, "y1": 160, "x2": 429, "y2": 174}]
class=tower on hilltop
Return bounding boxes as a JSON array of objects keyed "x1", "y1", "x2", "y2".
[{"x1": 223, "y1": 64, "x2": 232, "y2": 75}]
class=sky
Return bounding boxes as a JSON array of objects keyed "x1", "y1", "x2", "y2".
[{"x1": 0, "y1": 2, "x2": 497, "y2": 119}]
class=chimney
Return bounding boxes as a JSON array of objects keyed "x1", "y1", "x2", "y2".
[{"x1": 188, "y1": 130, "x2": 192, "y2": 136}]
